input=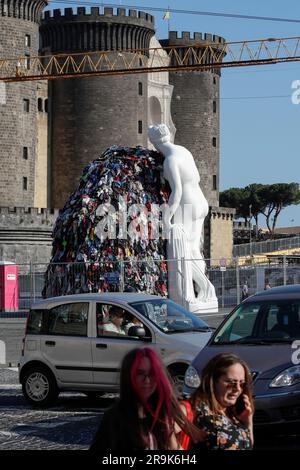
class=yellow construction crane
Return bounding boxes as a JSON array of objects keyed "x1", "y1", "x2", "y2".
[{"x1": 1, "y1": 36, "x2": 300, "y2": 82}]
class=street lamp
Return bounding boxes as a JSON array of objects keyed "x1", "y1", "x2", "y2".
[{"x1": 249, "y1": 204, "x2": 252, "y2": 256}]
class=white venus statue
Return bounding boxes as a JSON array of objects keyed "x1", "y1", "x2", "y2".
[{"x1": 148, "y1": 124, "x2": 218, "y2": 313}]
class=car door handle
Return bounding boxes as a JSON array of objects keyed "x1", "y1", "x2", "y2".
[
  {"x1": 45, "y1": 341, "x2": 56, "y2": 347},
  {"x1": 96, "y1": 343, "x2": 108, "y2": 349}
]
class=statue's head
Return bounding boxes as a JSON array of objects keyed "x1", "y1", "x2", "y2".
[{"x1": 148, "y1": 124, "x2": 171, "y2": 144}]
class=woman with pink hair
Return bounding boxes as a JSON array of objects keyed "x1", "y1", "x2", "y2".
[{"x1": 89, "y1": 347, "x2": 203, "y2": 450}]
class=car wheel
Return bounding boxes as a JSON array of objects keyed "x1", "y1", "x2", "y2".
[
  {"x1": 169, "y1": 366, "x2": 187, "y2": 398},
  {"x1": 22, "y1": 367, "x2": 59, "y2": 408}
]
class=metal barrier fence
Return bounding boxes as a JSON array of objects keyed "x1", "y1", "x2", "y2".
[
  {"x1": 2, "y1": 259, "x2": 299, "y2": 314},
  {"x1": 233, "y1": 236, "x2": 300, "y2": 257}
]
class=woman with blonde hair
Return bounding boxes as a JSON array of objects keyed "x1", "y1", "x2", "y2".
[{"x1": 190, "y1": 353, "x2": 254, "y2": 450}]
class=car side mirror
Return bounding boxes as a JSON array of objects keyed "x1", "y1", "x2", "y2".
[{"x1": 128, "y1": 326, "x2": 146, "y2": 338}]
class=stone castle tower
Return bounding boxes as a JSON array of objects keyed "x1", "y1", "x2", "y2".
[
  {"x1": 0, "y1": 0, "x2": 46, "y2": 207},
  {"x1": 160, "y1": 32, "x2": 225, "y2": 207},
  {"x1": 0, "y1": 6, "x2": 224, "y2": 209},
  {"x1": 40, "y1": 7, "x2": 155, "y2": 208},
  {"x1": 0, "y1": 7, "x2": 236, "y2": 265}
]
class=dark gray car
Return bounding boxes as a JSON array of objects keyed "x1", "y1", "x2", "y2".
[{"x1": 184, "y1": 284, "x2": 300, "y2": 426}]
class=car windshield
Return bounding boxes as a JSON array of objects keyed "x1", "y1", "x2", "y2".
[
  {"x1": 130, "y1": 299, "x2": 211, "y2": 334},
  {"x1": 212, "y1": 300, "x2": 300, "y2": 345}
]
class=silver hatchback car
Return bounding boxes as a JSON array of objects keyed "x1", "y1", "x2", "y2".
[{"x1": 19, "y1": 293, "x2": 212, "y2": 407}]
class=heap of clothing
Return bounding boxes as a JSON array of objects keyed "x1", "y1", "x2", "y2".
[{"x1": 43, "y1": 146, "x2": 170, "y2": 298}]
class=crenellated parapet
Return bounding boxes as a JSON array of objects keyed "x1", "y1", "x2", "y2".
[
  {"x1": 0, "y1": 207, "x2": 59, "y2": 216},
  {"x1": 210, "y1": 206, "x2": 236, "y2": 221},
  {"x1": 160, "y1": 31, "x2": 226, "y2": 70},
  {"x1": 43, "y1": 7, "x2": 154, "y2": 26},
  {"x1": 41, "y1": 7, "x2": 155, "y2": 53},
  {"x1": 0, "y1": 0, "x2": 46, "y2": 23},
  {"x1": 0, "y1": 207, "x2": 59, "y2": 229},
  {"x1": 166, "y1": 31, "x2": 225, "y2": 45}
]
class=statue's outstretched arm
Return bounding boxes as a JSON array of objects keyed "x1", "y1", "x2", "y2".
[{"x1": 163, "y1": 159, "x2": 182, "y2": 226}]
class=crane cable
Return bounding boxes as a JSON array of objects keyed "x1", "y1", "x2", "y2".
[{"x1": 47, "y1": 1, "x2": 300, "y2": 24}]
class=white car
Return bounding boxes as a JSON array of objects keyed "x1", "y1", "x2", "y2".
[{"x1": 19, "y1": 293, "x2": 212, "y2": 407}]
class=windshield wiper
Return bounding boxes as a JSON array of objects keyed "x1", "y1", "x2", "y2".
[
  {"x1": 191, "y1": 327, "x2": 212, "y2": 332},
  {"x1": 212, "y1": 339, "x2": 270, "y2": 345},
  {"x1": 166, "y1": 327, "x2": 212, "y2": 334},
  {"x1": 255, "y1": 338, "x2": 294, "y2": 343}
]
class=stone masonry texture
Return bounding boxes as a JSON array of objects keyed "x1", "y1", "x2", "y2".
[
  {"x1": 0, "y1": 9, "x2": 228, "y2": 262},
  {"x1": 40, "y1": 7, "x2": 155, "y2": 208},
  {"x1": 0, "y1": 0, "x2": 46, "y2": 207}
]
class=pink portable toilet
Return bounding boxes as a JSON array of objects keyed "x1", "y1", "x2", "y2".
[{"x1": 0, "y1": 262, "x2": 19, "y2": 312}]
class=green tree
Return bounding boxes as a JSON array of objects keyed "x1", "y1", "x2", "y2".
[
  {"x1": 220, "y1": 182, "x2": 300, "y2": 237},
  {"x1": 259, "y1": 183, "x2": 300, "y2": 236},
  {"x1": 219, "y1": 187, "x2": 249, "y2": 222},
  {"x1": 220, "y1": 186, "x2": 264, "y2": 226},
  {"x1": 244, "y1": 183, "x2": 267, "y2": 230}
]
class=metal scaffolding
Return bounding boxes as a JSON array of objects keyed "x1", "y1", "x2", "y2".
[{"x1": 1, "y1": 36, "x2": 300, "y2": 82}]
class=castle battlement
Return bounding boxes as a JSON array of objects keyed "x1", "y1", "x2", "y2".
[
  {"x1": 160, "y1": 31, "x2": 226, "y2": 69},
  {"x1": 168, "y1": 31, "x2": 225, "y2": 44},
  {"x1": 41, "y1": 7, "x2": 155, "y2": 53},
  {"x1": 0, "y1": 0, "x2": 46, "y2": 23},
  {"x1": 210, "y1": 206, "x2": 236, "y2": 220},
  {"x1": 0, "y1": 207, "x2": 59, "y2": 230},
  {"x1": 43, "y1": 7, "x2": 154, "y2": 25},
  {"x1": 0, "y1": 207, "x2": 59, "y2": 216}
]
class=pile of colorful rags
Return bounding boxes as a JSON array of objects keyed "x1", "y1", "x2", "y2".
[{"x1": 42, "y1": 145, "x2": 170, "y2": 298}]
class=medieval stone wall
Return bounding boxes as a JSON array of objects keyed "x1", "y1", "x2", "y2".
[
  {"x1": 0, "y1": 0, "x2": 46, "y2": 206},
  {"x1": 0, "y1": 207, "x2": 58, "y2": 264},
  {"x1": 40, "y1": 7, "x2": 155, "y2": 208}
]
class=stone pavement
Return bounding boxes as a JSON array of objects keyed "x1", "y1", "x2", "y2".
[{"x1": 0, "y1": 367, "x2": 105, "y2": 450}]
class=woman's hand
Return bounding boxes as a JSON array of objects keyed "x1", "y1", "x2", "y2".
[
  {"x1": 236, "y1": 394, "x2": 254, "y2": 447},
  {"x1": 236, "y1": 394, "x2": 253, "y2": 427}
]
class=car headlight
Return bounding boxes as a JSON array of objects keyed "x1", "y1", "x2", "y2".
[
  {"x1": 270, "y1": 365, "x2": 300, "y2": 388},
  {"x1": 184, "y1": 365, "x2": 201, "y2": 389}
]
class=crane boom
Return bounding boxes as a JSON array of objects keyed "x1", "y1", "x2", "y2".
[{"x1": 1, "y1": 36, "x2": 300, "y2": 82}]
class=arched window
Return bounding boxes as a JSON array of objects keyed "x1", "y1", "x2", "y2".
[
  {"x1": 44, "y1": 99, "x2": 48, "y2": 113},
  {"x1": 149, "y1": 96, "x2": 162, "y2": 125}
]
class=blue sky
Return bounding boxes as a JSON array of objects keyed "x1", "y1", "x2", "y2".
[{"x1": 46, "y1": 1, "x2": 300, "y2": 227}]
